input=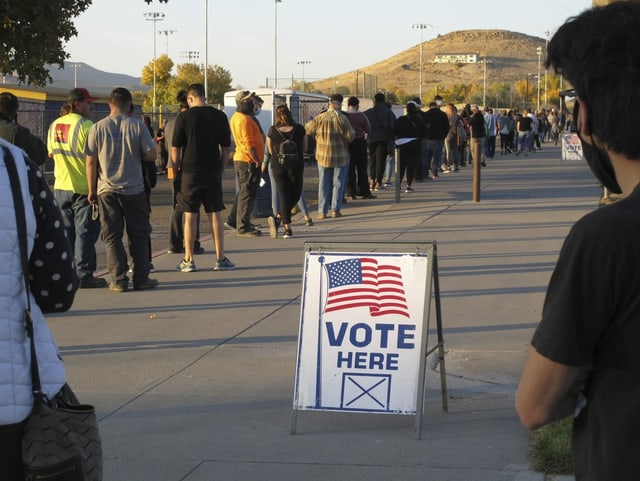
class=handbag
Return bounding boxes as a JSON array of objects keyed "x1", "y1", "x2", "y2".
[{"x1": 2, "y1": 146, "x2": 103, "y2": 481}]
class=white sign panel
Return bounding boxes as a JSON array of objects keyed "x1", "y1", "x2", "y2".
[
  {"x1": 293, "y1": 252, "x2": 429, "y2": 415},
  {"x1": 562, "y1": 133, "x2": 583, "y2": 161}
]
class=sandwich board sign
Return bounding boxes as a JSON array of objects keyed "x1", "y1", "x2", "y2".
[
  {"x1": 562, "y1": 133, "x2": 583, "y2": 161},
  {"x1": 291, "y1": 242, "x2": 447, "y2": 438}
]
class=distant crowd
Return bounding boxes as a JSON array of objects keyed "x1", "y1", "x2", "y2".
[{"x1": 0, "y1": 86, "x2": 570, "y2": 288}]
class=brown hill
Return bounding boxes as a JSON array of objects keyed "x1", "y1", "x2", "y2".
[{"x1": 310, "y1": 29, "x2": 549, "y2": 103}]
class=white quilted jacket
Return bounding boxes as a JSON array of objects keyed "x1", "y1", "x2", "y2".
[{"x1": 0, "y1": 141, "x2": 65, "y2": 425}]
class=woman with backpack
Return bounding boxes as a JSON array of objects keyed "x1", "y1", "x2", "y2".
[{"x1": 266, "y1": 104, "x2": 307, "y2": 239}]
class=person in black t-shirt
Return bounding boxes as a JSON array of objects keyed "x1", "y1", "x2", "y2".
[
  {"x1": 515, "y1": 109, "x2": 533, "y2": 156},
  {"x1": 171, "y1": 83, "x2": 234, "y2": 273},
  {"x1": 516, "y1": 4, "x2": 640, "y2": 480}
]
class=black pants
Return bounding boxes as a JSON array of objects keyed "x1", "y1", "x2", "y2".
[
  {"x1": 271, "y1": 157, "x2": 303, "y2": 225},
  {"x1": 347, "y1": 138, "x2": 372, "y2": 197},
  {"x1": 398, "y1": 140, "x2": 420, "y2": 186},
  {"x1": 368, "y1": 140, "x2": 388, "y2": 186},
  {"x1": 0, "y1": 419, "x2": 26, "y2": 481}
]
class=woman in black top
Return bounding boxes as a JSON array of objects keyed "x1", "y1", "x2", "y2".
[
  {"x1": 266, "y1": 105, "x2": 307, "y2": 238},
  {"x1": 391, "y1": 100, "x2": 426, "y2": 192}
]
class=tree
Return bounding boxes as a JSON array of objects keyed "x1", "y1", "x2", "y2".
[
  {"x1": 514, "y1": 79, "x2": 536, "y2": 108},
  {"x1": 141, "y1": 54, "x2": 174, "y2": 111},
  {"x1": 0, "y1": 0, "x2": 92, "y2": 86},
  {"x1": 447, "y1": 84, "x2": 472, "y2": 104},
  {"x1": 140, "y1": 57, "x2": 232, "y2": 110},
  {"x1": 206, "y1": 64, "x2": 233, "y2": 105}
]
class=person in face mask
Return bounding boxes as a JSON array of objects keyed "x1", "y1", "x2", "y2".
[{"x1": 516, "y1": 4, "x2": 640, "y2": 481}]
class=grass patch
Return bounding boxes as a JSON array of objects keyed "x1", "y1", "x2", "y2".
[{"x1": 529, "y1": 416, "x2": 574, "y2": 475}]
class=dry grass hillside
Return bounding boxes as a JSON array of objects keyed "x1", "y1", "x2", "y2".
[{"x1": 310, "y1": 30, "x2": 550, "y2": 104}]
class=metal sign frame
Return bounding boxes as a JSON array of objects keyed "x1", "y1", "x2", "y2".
[{"x1": 291, "y1": 241, "x2": 447, "y2": 439}]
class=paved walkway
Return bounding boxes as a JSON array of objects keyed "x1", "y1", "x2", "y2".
[{"x1": 49, "y1": 145, "x2": 592, "y2": 481}]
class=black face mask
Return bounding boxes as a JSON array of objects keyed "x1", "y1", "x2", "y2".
[{"x1": 574, "y1": 101, "x2": 622, "y2": 194}]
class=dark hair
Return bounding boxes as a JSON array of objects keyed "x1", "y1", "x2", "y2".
[
  {"x1": 330, "y1": 93, "x2": 343, "y2": 103},
  {"x1": 374, "y1": 93, "x2": 385, "y2": 103},
  {"x1": 347, "y1": 96, "x2": 359, "y2": 107},
  {"x1": 176, "y1": 90, "x2": 189, "y2": 110},
  {"x1": 109, "y1": 87, "x2": 132, "y2": 109},
  {"x1": 546, "y1": 2, "x2": 640, "y2": 158},
  {"x1": 275, "y1": 104, "x2": 294, "y2": 127},
  {"x1": 186, "y1": 83, "x2": 205, "y2": 98},
  {"x1": 0, "y1": 92, "x2": 19, "y2": 119}
]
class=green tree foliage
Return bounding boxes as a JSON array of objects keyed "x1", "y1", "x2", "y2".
[
  {"x1": 141, "y1": 59, "x2": 232, "y2": 111},
  {"x1": 207, "y1": 64, "x2": 232, "y2": 105},
  {"x1": 514, "y1": 79, "x2": 536, "y2": 108},
  {"x1": 544, "y1": 73, "x2": 564, "y2": 108},
  {"x1": 141, "y1": 54, "x2": 174, "y2": 110},
  {"x1": 435, "y1": 84, "x2": 470, "y2": 105},
  {"x1": 0, "y1": 0, "x2": 92, "y2": 86}
]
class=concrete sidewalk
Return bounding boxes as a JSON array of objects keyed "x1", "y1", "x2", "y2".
[{"x1": 48, "y1": 146, "x2": 592, "y2": 481}]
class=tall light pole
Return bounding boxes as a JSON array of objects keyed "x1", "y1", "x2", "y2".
[
  {"x1": 274, "y1": 0, "x2": 282, "y2": 88},
  {"x1": 72, "y1": 63, "x2": 81, "y2": 88},
  {"x1": 536, "y1": 46, "x2": 542, "y2": 111},
  {"x1": 297, "y1": 60, "x2": 310, "y2": 91},
  {"x1": 411, "y1": 23, "x2": 432, "y2": 103},
  {"x1": 480, "y1": 57, "x2": 492, "y2": 107},
  {"x1": 144, "y1": 11, "x2": 165, "y2": 117},
  {"x1": 204, "y1": 0, "x2": 209, "y2": 101},
  {"x1": 544, "y1": 30, "x2": 550, "y2": 108},
  {"x1": 159, "y1": 29, "x2": 177, "y2": 56}
]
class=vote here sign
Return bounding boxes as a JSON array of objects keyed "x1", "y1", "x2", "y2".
[{"x1": 293, "y1": 252, "x2": 430, "y2": 414}]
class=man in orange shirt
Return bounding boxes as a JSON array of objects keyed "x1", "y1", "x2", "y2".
[{"x1": 229, "y1": 91, "x2": 264, "y2": 236}]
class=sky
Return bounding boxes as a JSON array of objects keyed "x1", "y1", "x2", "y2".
[{"x1": 65, "y1": 0, "x2": 594, "y2": 89}]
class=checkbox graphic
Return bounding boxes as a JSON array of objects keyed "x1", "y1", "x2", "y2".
[{"x1": 340, "y1": 373, "x2": 392, "y2": 412}]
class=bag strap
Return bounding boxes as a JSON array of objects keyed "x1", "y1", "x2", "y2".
[
  {"x1": 3, "y1": 146, "x2": 43, "y2": 396},
  {"x1": 276, "y1": 125, "x2": 295, "y2": 142}
]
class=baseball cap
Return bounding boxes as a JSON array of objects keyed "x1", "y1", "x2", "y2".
[
  {"x1": 69, "y1": 87, "x2": 97, "y2": 103},
  {"x1": 235, "y1": 90, "x2": 254, "y2": 104}
]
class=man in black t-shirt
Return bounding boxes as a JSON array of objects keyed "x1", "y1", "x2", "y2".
[
  {"x1": 516, "y1": 4, "x2": 640, "y2": 480},
  {"x1": 171, "y1": 83, "x2": 234, "y2": 273},
  {"x1": 419, "y1": 99, "x2": 449, "y2": 179}
]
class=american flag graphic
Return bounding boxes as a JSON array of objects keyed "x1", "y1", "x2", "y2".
[{"x1": 324, "y1": 257, "x2": 409, "y2": 317}]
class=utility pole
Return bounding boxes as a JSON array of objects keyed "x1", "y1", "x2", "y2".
[
  {"x1": 536, "y1": 46, "x2": 542, "y2": 111},
  {"x1": 159, "y1": 29, "x2": 177, "y2": 56},
  {"x1": 411, "y1": 23, "x2": 432, "y2": 103},
  {"x1": 297, "y1": 60, "x2": 310, "y2": 91},
  {"x1": 274, "y1": 0, "x2": 282, "y2": 88},
  {"x1": 144, "y1": 11, "x2": 165, "y2": 117}
]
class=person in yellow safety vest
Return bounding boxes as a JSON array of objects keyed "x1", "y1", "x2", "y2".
[{"x1": 47, "y1": 87, "x2": 106, "y2": 288}]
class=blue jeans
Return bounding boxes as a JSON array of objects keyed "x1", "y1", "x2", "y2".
[
  {"x1": 425, "y1": 139, "x2": 444, "y2": 176},
  {"x1": 518, "y1": 131, "x2": 531, "y2": 153},
  {"x1": 383, "y1": 152, "x2": 395, "y2": 184},
  {"x1": 98, "y1": 191, "x2": 150, "y2": 283},
  {"x1": 317, "y1": 164, "x2": 346, "y2": 214},
  {"x1": 54, "y1": 190, "x2": 100, "y2": 278}
]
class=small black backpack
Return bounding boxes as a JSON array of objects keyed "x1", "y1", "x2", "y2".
[{"x1": 276, "y1": 127, "x2": 298, "y2": 165}]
